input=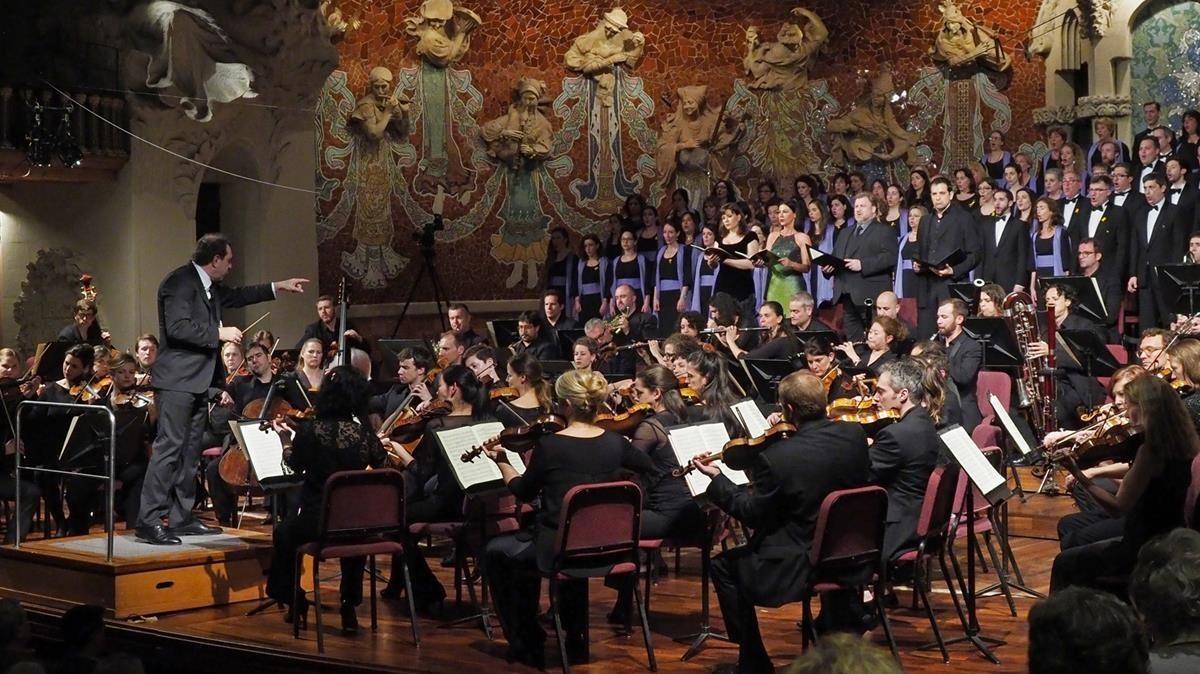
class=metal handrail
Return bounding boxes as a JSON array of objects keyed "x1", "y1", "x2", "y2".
[{"x1": 15, "y1": 400, "x2": 117, "y2": 562}]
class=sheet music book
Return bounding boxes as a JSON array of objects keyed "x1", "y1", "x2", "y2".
[
  {"x1": 987, "y1": 393, "x2": 1033, "y2": 456},
  {"x1": 730, "y1": 399, "x2": 770, "y2": 439},
  {"x1": 228, "y1": 420, "x2": 295, "y2": 483},
  {"x1": 806, "y1": 246, "x2": 847, "y2": 270},
  {"x1": 938, "y1": 425, "x2": 1012, "y2": 506},
  {"x1": 690, "y1": 244, "x2": 747, "y2": 262},
  {"x1": 915, "y1": 248, "x2": 968, "y2": 270},
  {"x1": 435, "y1": 422, "x2": 527, "y2": 493},
  {"x1": 666, "y1": 421, "x2": 747, "y2": 498}
]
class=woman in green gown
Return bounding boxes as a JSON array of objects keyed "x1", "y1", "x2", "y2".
[{"x1": 762, "y1": 199, "x2": 812, "y2": 306}]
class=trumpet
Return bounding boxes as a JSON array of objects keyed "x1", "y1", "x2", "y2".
[{"x1": 606, "y1": 311, "x2": 629, "y2": 334}]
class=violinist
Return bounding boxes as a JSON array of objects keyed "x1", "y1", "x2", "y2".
[
  {"x1": 435, "y1": 330, "x2": 467, "y2": 367},
  {"x1": 804, "y1": 338, "x2": 855, "y2": 400},
  {"x1": 1168, "y1": 339, "x2": 1200, "y2": 430},
  {"x1": 293, "y1": 338, "x2": 326, "y2": 396},
  {"x1": 55, "y1": 299, "x2": 111, "y2": 347},
  {"x1": 723, "y1": 301, "x2": 798, "y2": 361},
  {"x1": 380, "y1": 365, "x2": 490, "y2": 612},
  {"x1": 1051, "y1": 375, "x2": 1199, "y2": 592},
  {"x1": 606, "y1": 365, "x2": 705, "y2": 625},
  {"x1": 684, "y1": 350, "x2": 744, "y2": 436},
  {"x1": 1048, "y1": 365, "x2": 1144, "y2": 550},
  {"x1": 1026, "y1": 283, "x2": 1107, "y2": 429},
  {"x1": 1137, "y1": 328, "x2": 1171, "y2": 369},
  {"x1": 368, "y1": 346, "x2": 434, "y2": 425},
  {"x1": 464, "y1": 344, "x2": 501, "y2": 389},
  {"x1": 870, "y1": 360, "x2": 943, "y2": 563},
  {"x1": 481, "y1": 369, "x2": 655, "y2": 668},
  {"x1": 64, "y1": 353, "x2": 152, "y2": 536},
  {"x1": 91, "y1": 346, "x2": 114, "y2": 384},
  {"x1": 0, "y1": 348, "x2": 40, "y2": 544},
  {"x1": 221, "y1": 342, "x2": 245, "y2": 379},
  {"x1": 834, "y1": 316, "x2": 903, "y2": 377},
  {"x1": 265, "y1": 366, "x2": 387, "y2": 634},
  {"x1": 511, "y1": 311, "x2": 559, "y2": 361},
  {"x1": 495, "y1": 352, "x2": 553, "y2": 427},
  {"x1": 294, "y1": 295, "x2": 363, "y2": 353},
  {"x1": 134, "y1": 334, "x2": 158, "y2": 386},
  {"x1": 690, "y1": 371, "x2": 873, "y2": 671}
]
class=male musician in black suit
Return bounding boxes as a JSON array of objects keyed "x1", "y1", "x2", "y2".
[
  {"x1": 137, "y1": 234, "x2": 306, "y2": 545},
  {"x1": 1165, "y1": 156, "x2": 1199, "y2": 233},
  {"x1": 447, "y1": 303, "x2": 487, "y2": 348},
  {"x1": 1076, "y1": 238, "x2": 1123, "y2": 341},
  {"x1": 609, "y1": 283, "x2": 658, "y2": 373},
  {"x1": 1133, "y1": 101, "x2": 1162, "y2": 152},
  {"x1": 1135, "y1": 137, "x2": 1166, "y2": 193},
  {"x1": 937, "y1": 298, "x2": 983, "y2": 433},
  {"x1": 294, "y1": 294, "x2": 363, "y2": 352},
  {"x1": 1027, "y1": 284, "x2": 1107, "y2": 430},
  {"x1": 1128, "y1": 172, "x2": 1185, "y2": 330},
  {"x1": 511, "y1": 310, "x2": 560, "y2": 361},
  {"x1": 822, "y1": 193, "x2": 899, "y2": 341},
  {"x1": 695, "y1": 371, "x2": 872, "y2": 671},
  {"x1": 1068, "y1": 175, "x2": 1129, "y2": 281},
  {"x1": 979, "y1": 188, "x2": 1030, "y2": 292},
  {"x1": 870, "y1": 359, "x2": 942, "y2": 562},
  {"x1": 539, "y1": 288, "x2": 578, "y2": 349},
  {"x1": 788, "y1": 291, "x2": 837, "y2": 335},
  {"x1": 907, "y1": 177, "x2": 981, "y2": 339}
]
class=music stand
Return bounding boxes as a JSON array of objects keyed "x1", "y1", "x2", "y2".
[
  {"x1": 539, "y1": 360, "x2": 574, "y2": 379},
  {"x1": 555, "y1": 329, "x2": 586, "y2": 359},
  {"x1": 741, "y1": 359, "x2": 793, "y2": 404},
  {"x1": 377, "y1": 338, "x2": 433, "y2": 385},
  {"x1": 1057, "y1": 329, "x2": 1120, "y2": 379},
  {"x1": 949, "y1": 282, "x2": 982, "y2": 312},
  {"x1": 961, "y1": 318, "x2": 1022, "y2": 369},
  {"x1": 33, "y1": 342, "x2": 71, "y2": 381},
  {"x1": 1156, "y1": 264, "x2": 1200, "y2": 319},
  {"x1": 487, "y1": 320, "x2": 519, "y2": 353},
  {"x1": 1037, "y1": 276, "x2": 1108, "y2": 325}
]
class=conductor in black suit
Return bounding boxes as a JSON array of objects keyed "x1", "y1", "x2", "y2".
[
  {"x1": 694, "y1": 371, "x2": 872, "y2": 671},
  {"x1": 870, "y1": 360, "x2": 943, "y2": 562},
  {"x1": 821, "y1": 193, "x2": 899, "y2": 341},
  {"x1": 1068, "y1": 175, "x2": 1129, "y2": 281},
  {"x1": 136, "y1": 234, "x2": 307, "y2": 545},
  {"x1": 906, "y1": 177, "x2": 981, "y2": 339},
  {"x1": 1128, "y1": 173, "x2": 1186, "y2": 331},
  {"x1": 978, "y1": 188, "x2": 1030, "y2": 292}
]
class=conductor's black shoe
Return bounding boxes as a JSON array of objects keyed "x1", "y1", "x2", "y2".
[
  {"x1": 136, "y1": 524, "x2": 182, "y2": 545},
  {"x1": 168, "y1": 520, "x2": 223, "y2": 536}
]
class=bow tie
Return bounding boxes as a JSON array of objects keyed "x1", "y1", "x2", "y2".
[
  {"x1": 1170, "y1": 188, "x2": 1183, "y2": 195},
  {"x1": 1150, "y1": 203, "x2": 1160, "y2": 211}
]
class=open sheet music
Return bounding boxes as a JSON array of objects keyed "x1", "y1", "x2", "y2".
[
  {"x1": 667, "y1": 421, "x2": 748, "y2": 498},
  {"x1": 938, "y1": 425, "x2": 1011, "y2": 505},
  {"x1": 987, "y1": 393, "x2": 1032, "y2": 456},
  {"x1": 436, "y1": 421, "x2": 527, "y2": 493},
  {"x1": 228, "y1": 420, "x2": 295, "y2": 483},
  {"x1": 730, "y1": 399, "x2": 770, "y2": 439}
]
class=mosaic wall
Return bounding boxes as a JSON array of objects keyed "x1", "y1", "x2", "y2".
[
  {"x1": 1130, "y1": 0, "x2": 1200, "y2": 132},
  {"x1": 316, "y1": 0, "x2": 1044, "y2": 304}
]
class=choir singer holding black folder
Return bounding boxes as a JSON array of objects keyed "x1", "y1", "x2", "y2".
[
  {"x1": 818, "y1": 193, "x2": 898, "y2": 341},
  {"x1": 905, "y1": 176, "x2": 981, "y2": 339}
]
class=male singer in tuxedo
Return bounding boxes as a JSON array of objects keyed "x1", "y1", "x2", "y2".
[
  {"x1": 822, "y1": 193, "x2": 898, "y2": 340},
  {"x1": 137, "y1": 234, "x2": 307, "y2": 545},
  {"x1": 979, "y1": 188, "x2": 1029, "y2": 292},
  {"x1": 1068, "y1": 175, "x2": 1128, "y2": 281},
  {"x1": 906, "y1": 177, "x2": 981, "y2": 339},
  {"x1": 1133, "y1": 101, "x2": 1162, "y2": 151},
  {"x1": 1128, "y1": 173, "x2": 1185, "y2": 332},
  {"x1": 1135, "y1": 137, "x2": 1166, "y2": 193},
  {"x1": 1059, "y1": 170, "x2": 1086, "y2": 228},
  {"x1": 1165, "y1": 156, "x2": 1199, "y2": 233}
]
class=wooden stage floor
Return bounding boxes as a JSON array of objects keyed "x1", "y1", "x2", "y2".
[{"x1": 6, "y1": 473, "x2": 1077, "y2": 673}]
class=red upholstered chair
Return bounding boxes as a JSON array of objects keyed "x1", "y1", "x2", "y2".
[
  {"x1": 1106, "y1": 344, "x2": 1129, "y2": 366},
  {"x1": 971, "y1": 423, "x2": 1002, "y2": 449},
  {"x1": 545, "y1": 481, "x2": 655, "y2": 674},
  {"x1": 798, "y1": 485, "x2": 898, "y2": 661},
  {"x1": 899, "y1": 298, "x2": 919, "y2": 330},
  {"x1": 818, "y1": 304, "x2": 845, "y2": 335},
  {"x1": 975, "y1": 371, "x2": 1012, "y2": 422},
  {"x1": 888, "y1": 464, "x2": 968, "y2": 663},
  {"x1": 294, "y1": 469, "x2": 417, "y2": 654}
]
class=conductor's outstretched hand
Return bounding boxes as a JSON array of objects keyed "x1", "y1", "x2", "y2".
[{"x1": 275, "y1": 278, "x2": 309, "y2": 294}]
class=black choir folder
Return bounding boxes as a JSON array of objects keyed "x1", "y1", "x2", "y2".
[
  {"x1": 436, "y1": 421, "x2": 527, "y2": 493},
  {"x1": 914, "y1": 248, "x2": 968, "y2": 270},
  {"x1": 805, "y1": 246, "x2": 846, "y2": 271}
]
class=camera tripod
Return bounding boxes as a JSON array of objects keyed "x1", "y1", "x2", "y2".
[{"x1": 391, "y1": 217, "x2": 450, "y2": 337}]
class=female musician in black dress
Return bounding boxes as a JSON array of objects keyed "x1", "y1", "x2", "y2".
[
  {"x1": 266, "y1": 366, "x2": 387, "y2": 633},
  {"x1": 684, "y1": 349, "x2": 744, "y2": 435},
  {"x1": 834, "y1": 315, "x2": 905, "y2": 376},
  {"x1": 496, "y1": 352, "x2": 554, "y2": 427},
  {"x1": 722, "y1": 300, "x2": 797, "y2": 361},
  {"x1": 482, "y1": 369, "x2": 655, "y2": 667},
  {"x1": 706, "y1": 202, "x2": 760, "y2": 318},
  {"x1": 1051, "y1": 375, "x2": 1200, "y2": 591}
]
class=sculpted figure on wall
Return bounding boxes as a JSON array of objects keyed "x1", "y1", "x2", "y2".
[
  {"x1": 481, "y1": 78, "x2": 553, "y2": 170},
  {"x1": 743, "y1": 7, "x2": 829, "y2": 92},
  {"x1": 404, "y1": 0, "x2": 482, "y2": 68},
  {"x1": 563, "y1": 7, "x2": 645, "y2": 108},
  {"x1": 929, "y1": 0, "x2": 1011, "y2": 73},
  {"x1": 655, "y1": 85, "x2": 722, "y2": 208},
  {"x1": 826, "y1": 72, "x2": 921, "y2": 168},
  {"x1": 342, "y1": 66, "x2": 410, "y2": 288}
]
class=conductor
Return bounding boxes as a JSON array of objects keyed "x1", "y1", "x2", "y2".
[{"x1": 136, "y1": 234, "x2": 307, "y2": 545}]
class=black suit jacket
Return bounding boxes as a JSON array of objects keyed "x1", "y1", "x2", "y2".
[
  {"x1": 946, "y1": 331, "x2": 982, "y2": 431},
  {"x1": 978, "y1": 214, "x2": 1030, "y2": 291},
  {"x1": 706, "y1": 419, "x2": 871, "y2": 606},
  {"x1": 152, "y1": 264, "x2": 276, "y2": 395},
  {"x1": 905, "y1": 203, "x2": 981, "y2": 308},
  {"x1": 1130, "y1": 201, "x2": 1186, "y2": 283},
  {"x1": 1136, "y1": 160, "x2": 1167, "y2": 192},
  {"x1": 1167, "y1": 182, "x2": 1200, "y2": 236},
  {"x1": 830, "y1": 219, "x2": 898, "y2": 305},
  {"x1": 1068, "y1": 200, "x2": 1129, "y2": 280},
  {"x1": 1084, "y1": 268, "x2": 1123, "y2": 338},
  {"x1": 869, "y1": 407, "x2": 942, "y2": 561}
]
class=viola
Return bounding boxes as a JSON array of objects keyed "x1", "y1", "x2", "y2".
[
  {"x1": 460, "y1": 414, "x2": 567, "y2": 463},
  {"x1": 382, "y1": 399, "x2": 453, "y2": 442},
  {"x1": 673, "y1": 422, "x2": 797, "y2": 477},
  {"x1": 594, "y1": 402, "x2": 652, "y2": 435},
  {"x1": 826, "y1": 396, "x2": 900, "y2": 426}
]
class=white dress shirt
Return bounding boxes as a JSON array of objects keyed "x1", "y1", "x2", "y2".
[
  {"x1": 993, "y1": 215, "x2": 1008, "y2": 246},
  {"x1": 1086, "y1": 204, "x2": 1105, "y2": 238}
]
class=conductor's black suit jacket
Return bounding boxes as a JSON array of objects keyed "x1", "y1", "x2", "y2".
[
  {"x1": 153, "y1": 263, "x2": 276, "y2": 395},
  {"x1": 705, "y1": 418, "x2": 871, "y2": 607}
]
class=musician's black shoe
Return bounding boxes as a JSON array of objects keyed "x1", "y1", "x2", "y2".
[
  {"x1": 341, "y1": 602, "x2": 359, "y2": 635},
  {"x1": 135, "y1": 524, "x2": 182, "y2": 546},
  {"x1": 1012, "y1": 450, "x2": 1045, "y2": 467},
  {"x1": 168, "y1": 520, "x2": 223, "y2": 536}
]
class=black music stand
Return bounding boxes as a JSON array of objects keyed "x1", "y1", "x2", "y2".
[
  {"x1": 741, "y1": 359, "x2": 793, "y2": 404},
  {"x1": 555, "y1": 329, "x2": 587, "y2": 359},
  {"x1": 486, "y1": 320, "x2": 520, "y2": 353},
  {"x1": 539, "y1": 360, "x2": 574, "y2": 379},
  {"x1": 1037, "y1": 276, "x2": 1109, "y2": 325},
  {"x1": 949, "y1": 282, "x2": 982, "y2": 312},
  {"x1": 792, "y1": 329, "x2": 838, "y2": 349},
  {"x1": 1156, "y1": 264, "x2": 1200, "y2": 320},
  {"x1": 1057, "y1": 329, "x2": 1120, "y2": 380},
  {"x1": 33, "y1": 342, "x2": 71, "y2": 381},
  {"x1": 961, "y1": 318, "x2": 1022, "y2": 369}
]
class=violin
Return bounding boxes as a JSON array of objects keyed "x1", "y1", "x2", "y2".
[
  {"x1": 0, "y1": 374, "x2": 40, "y2": 402},
  {"x1": 1047, "y1": 407, "x2": 1137, "y2": 467},
  {"x1": 490, "y1": 386, "x2": 520, "y2": 401},
  {"x1": 673, "y1": 422, "x2": 797, "y2": 477},
  {"x1": 70, "y1": 376, "x2": 112, "y2": 403},
  {"x1": 112, "y1": 388, "x2": 155, "y2": 409},
  {"x1": 460, "y1": 414, "x2": 567, "y2": 463},
  {"x1": 381, "y1": 399, "x2": 453, "y2": 442},
  {"x1": 594, "y1": 402, "x2": 652, "y2": 435},
  {"x1": 675, "y1": 374, "x2": 701, "y2": 405},
  {"x1": 820, "y1": 365, "x2": 842, "y2": 398}
]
